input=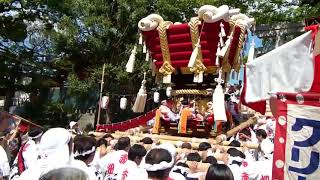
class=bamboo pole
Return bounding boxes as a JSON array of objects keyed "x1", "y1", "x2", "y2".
[
  {"x1": 12, "y1": 115, "x2": 42, "y2": 128},
  {"x1": 108, "y1": 133, "x2": 258, "y2": 150},
  {"x1": 97, "y1": 63, "x2": 106, "y2": 125},
  {"x1": 111, "y1": 131, "x2": 259, "y2": 148},
  {"x1": 226, "y1": 115, "x2": 258, "y2": 138}
]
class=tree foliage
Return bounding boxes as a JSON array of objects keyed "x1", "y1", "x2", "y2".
[{"x1": 1, "y1": 0, "x2": 319, "y2": 126}]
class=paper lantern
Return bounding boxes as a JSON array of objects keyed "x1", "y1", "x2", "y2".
[
  {"x1": 166, "y1": 87, "x2": 172, "y2": 97},
  {"x1": 101, "y1": 96, "x2": 109, "y2": 109},
  {"x1": 120, "y1": 97, "x2": 127, "y2": 110},
  {"x1": 154, "y1": 92, "x2": 160, "y2": 103}
]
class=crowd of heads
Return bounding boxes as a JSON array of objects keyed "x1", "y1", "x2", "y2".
[{"x1": 0, "y1": 115, "x2": 275, "y2": 180}]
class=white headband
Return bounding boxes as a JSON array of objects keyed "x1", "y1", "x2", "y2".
[
  {"x1": 142, "y1": 159, "x2": 174, "y2": 171},
  {"x1": 30, "y1": 132, "x2": 43, "y2": 140},
  {"x1": 228, "y1": 156, "x2": 244, "y2": 164},
  {"x1": 74, "y1": 146, "x2": 96, "y2": 157},
  {"x1": 172, "y1": 166, "x2": 189, "y2": 175}
]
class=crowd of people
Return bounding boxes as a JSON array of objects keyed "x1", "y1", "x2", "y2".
[{"x1": 0, "y1": 115, "x2": 275, "y2": 180}]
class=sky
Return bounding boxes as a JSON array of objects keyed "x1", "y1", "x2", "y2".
[{"x1": 228, "y1": 30, "x2": 263, "y2": 85}]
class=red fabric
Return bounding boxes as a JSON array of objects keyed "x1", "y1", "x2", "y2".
[
  {"x1": 96, "y1": 109, "x2": 156, "y2": 132},
  {"x1": 142, "y1": 20, "x2": 242, "y2": 69},
  {"x1": 18, "y1": 122, "x2": 29, "y2": 133},
  {"x1": 17, "y1": 142, "x2": 26, "y2": 174},
  {"x1": 305, "y1": 25, "x2": 320, "y2": 93},
  {"x1": 310, "y1": 55, "x2": 320, "y2": 92},
  {"x1": 240, "y1": 67, "x2": 266, "y2": 114},
  {"x1": 228, "y1": 26, "x2": 242, "y2": 66}
]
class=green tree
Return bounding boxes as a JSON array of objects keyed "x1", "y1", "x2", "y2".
[{"x1": 1, "y1": 0, "x2": 319, "y2": 126}]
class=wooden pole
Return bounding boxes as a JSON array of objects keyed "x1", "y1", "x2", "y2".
[
  {"x1": 226, "y1": 115, "x2": 257, "y2": 138},
  {"x1": 97, "y1": 63, "x2": 106, "y2": 125}
]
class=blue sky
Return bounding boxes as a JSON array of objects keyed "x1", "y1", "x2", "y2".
[{"x1": 228, "y1": 30, "x2": 263, "y2": 85}]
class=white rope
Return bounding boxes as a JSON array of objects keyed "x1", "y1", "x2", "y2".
[
  {"x1": 142, "y1": 159, "x2": 174, "y2": 171},
  {"x1": 74, "y1": 147, "x2": 96, "y2": 157}
]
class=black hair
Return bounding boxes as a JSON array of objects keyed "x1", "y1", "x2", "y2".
[
  {"x1": 181, "y1": 142, "x2": 192, "y2": 149},
  {"x1": 140, "y1": 137, "x2": 153, "y2": 144},
  {"x1": 73, "y1": 136, "x2": 97, "y2": 162},
  {"x1": 205, "y1": 164, "x2": 234, "y2": 180},
  {"x1": 256, "y1": 129, "x2": 267, "y2": 139},
  {"x1": 39, "y1": 167, "x2": 88, "y2": 180},
  {"x1": 145, "y1": 148, "x2": 172, "y2": 180},
  {"x1": 116, "y1": 137, "x2": 130, "y2": 151},
  {"x1": 240, "y1": 128, "x2": 251, "y2": 136},
  {"x1": 128, "y1": 144, "x2": 147, "y2": 161},
  {"x1": 175, "y1": 162, "x2": 189, "y2": 168},
  {"x1": 96, "y1": 138, "x2": 108, "y2": 147},
  {"x1": 173, "y1": 162, "x2": 189, "y2": 178},
  {"x1": 203, "y1": 156, "x2": 217, "y2": 165},
  {"x1": 102, "y1": 134, "x2": 114, "y2": 139},
  {"x1": 229, "y1": 140, "x2": 241, "y2": 147},
  {"x1": 186, "y1": 152, "x2": 201, "y2": 162},
  {"x1": 198, "y1": 142, "x2": 211, "y2": 151},
  {"x1": 28, "y1": 128, "x2": 43, "y2": 139},
  {"x1": 227, "y1": 148, "x2": 246, "y2": 166}
]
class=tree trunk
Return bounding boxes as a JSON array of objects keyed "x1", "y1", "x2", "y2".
[{"x1": 4, "y1": 89, "x2": 14, "y2": 112}]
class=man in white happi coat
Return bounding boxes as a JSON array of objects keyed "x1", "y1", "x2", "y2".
[{"x1": 22, "y1": 128, "x2": 43, "y2": 170}]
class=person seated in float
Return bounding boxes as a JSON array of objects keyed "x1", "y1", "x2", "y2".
[
  {"x1": 193, "y1": 106, "x2": 204, "y2": 121},
  {"x1": 204, "y1": 101, "x2": 214, "y2": 125},
  {"x1": 159, "y1": 100, "x2": 179, "y2": 122},
  {"x1": 180, "y1": 100, "x2": 196, "y2": 121}
]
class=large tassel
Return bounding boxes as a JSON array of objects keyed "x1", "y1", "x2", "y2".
[
  {"x1": 188, "y1": 39, "x2": 200, "y2": 68},
  {"x1": 215, "y1": 43, "x2": 221, "y2": 66},
  {"x1": 145, "y1": 51, "x2": 150, "y2": 62},
  {"x1": 219, "y1": 31, "x2": 234, "y2": 57},
  {"x1": 220, "y1": 22, "x2": 226, "y2": 37},
  {"x1": 212, "y1": 70, "x2": 227, "y2": 122},
  {"x1": 139, "y1": 33, "x2": 143, "y2": 45},
  {"x1": 126, "y1": 45, "x2": 137, "y2": 73},
  {"x1": 247, "y1": 39, "x2": 255, "y2": 62},
  {"x1": 143, "y1": 42, "x2": 147, "y2": 53},
  {"x1": 132, "y1": 73, "x2": 147, "y2": 113}
]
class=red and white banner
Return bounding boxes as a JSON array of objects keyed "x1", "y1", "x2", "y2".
[{"x1": 272, "y1": 92, "x2": 320, "y2": 180}]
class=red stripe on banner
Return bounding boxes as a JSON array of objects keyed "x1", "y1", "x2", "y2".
[
  {"x1": 96, "y1": 109, "x2": 156, "y2": 132},
  {"x1": 272, "y1": 92, "x2": 320, "y2": 179},
  {"x1": 272, "y1": 94, "x2": 288, "y2": 180}
]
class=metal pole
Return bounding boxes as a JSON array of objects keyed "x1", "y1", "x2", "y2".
[{"x1": 97, "y1": 63, "x2": 105, "y2": 125}]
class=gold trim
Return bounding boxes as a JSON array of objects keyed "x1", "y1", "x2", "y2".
[
  {"x1": 158, "y1": 21, "x2": 175, "y2": 76},
  {"x1": 233, "y1": 24, "x2": 246, "y2": 72},
  {"x1": 172, "y1": 89, "x2": 212, "y2": 96},
  {"x1": 180, "y1": 66, "x2": 218, "y2": 74},
  {"x1": 189, "y1": 17, "x2": 207, "y2": 74}
]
